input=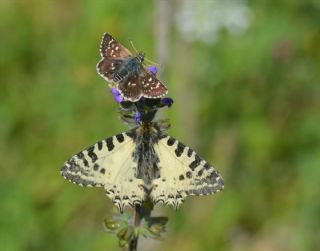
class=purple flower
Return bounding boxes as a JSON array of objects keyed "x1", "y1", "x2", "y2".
[
  {"x1": 161, "y1": 97, "x2": 174, "y2": 108},
  {"x1": 147, "y1": 66, "x2": 158, "y2": 76},
  {"x1": 134, "y1": 111, "x2": 142, "y2": 122},
  {"x1": 111, "y1": 88, "x2": 123, "y2": 103}
]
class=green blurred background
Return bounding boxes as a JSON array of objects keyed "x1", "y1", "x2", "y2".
[{"x1": 1, "y1": 0, "x2": 319, "y2": 250}]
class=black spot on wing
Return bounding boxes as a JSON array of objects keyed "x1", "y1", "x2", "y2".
[
  {"x1": 97, "y1": 141, "x2": 103, "y2": 150},
  {"x1": 197, "y1": 169, "x2": 204, "y2": 177},
  {"x1": 204, "y1": 162, "x2": 211, "y2": 170},
  {"x1": 189, "y1": 155, "x2": 201, "y2": 171},
  {"x1": 87, "y1": 146, "x2": 98, "y2": 163},
  {"x1": 105, "y1": 137, "x2": 115, "y2": 151},
  {"x1": 77, "y1": 152, "x2": 84, "y2": 159},
  {"x1": 167, "y1": 137, "x2": 175, "y2": 146},
  {"x1": 93, "y1": 163, "x2": 99, "y2": 171},
  {"x1": 187, "y1": 148, "x2": 193, "y2": 157},
  {"x1": 116, "y1": 133, "x2": 125, "y2": 143},
  {"x1": 175, "y1": 142, "x2": 185, "y2": 157},
  {"x1": 83, "y1": 158, "x2": 89, "y2": 167}
]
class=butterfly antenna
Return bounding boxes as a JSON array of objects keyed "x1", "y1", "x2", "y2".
[
  {"x1": 130, "y1": 40, "x2": 138, "y2": 53},
  {"x1": 144, "y1": 57, "x2": 160, "y2": 66},
  {"x1": 130, "y1": 39, "x2": 160, "y2": 66}
]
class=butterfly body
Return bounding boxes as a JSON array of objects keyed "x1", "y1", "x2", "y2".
[
  {"x1": 61, "y1": 121, "x2": 224, "y2": 211},
  {"x1": 130, "y1": 123, "x2": 162, "y2": 185},
  {"x1": 97, "y1": 33, "x2": 168, "y2": 102},
  {"x1": 113, "y1": 52, "x2": 144, "y2": 83}
]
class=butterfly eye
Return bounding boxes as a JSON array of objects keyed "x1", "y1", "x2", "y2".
[{"x1": 137, "y1": 52, "x2": 145, "y2": 62}]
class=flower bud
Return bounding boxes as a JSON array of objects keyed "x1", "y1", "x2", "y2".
[
  {"x1": 117, "y1": 226, "x2": 133, "y2": 241},
  {"x1": 103, "y1": 217, "x2": 120, "y2": 231}
]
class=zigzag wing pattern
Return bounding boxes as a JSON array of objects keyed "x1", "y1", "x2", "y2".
[
  {"x1": 61, "y1": 133, "x2": 145, "y2": 211},
  {"x1": 151, "y1": 136, "x2": 224, "y2": 209}
]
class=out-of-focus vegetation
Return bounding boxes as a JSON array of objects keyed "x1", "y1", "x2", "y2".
[{"x1": 0, "y1": 1, "x2": 319, "y2": 250}]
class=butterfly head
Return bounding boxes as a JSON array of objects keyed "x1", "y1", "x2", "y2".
[{"x1": 136, "y1": 52, "x2": 145, "y2": 63}]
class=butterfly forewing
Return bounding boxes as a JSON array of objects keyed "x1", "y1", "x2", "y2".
[
  {"x1": 151, "y1": 136, "x2": 224, "y2": 209},
  {"x1": 61, "y1": 133, "x2": 145, "y2": 211},
  {"x1": 99, "y1": 33, "x2": 132, "y2": 59},
  {"x1": 97, "y1": 33, "x2": 132, "y2": 83}
]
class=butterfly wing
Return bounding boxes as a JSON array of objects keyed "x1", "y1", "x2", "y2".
[
  {"x1": 117, "y1": 70, "x2": 168, "y2": 102},
  {"x1": 97, "y1": 58, "x2": 123, "y2": 83},
  {"x1": 61, "y1": 133, "x2": 145, "y2": 211},
  {"x1": 151, "y1": 136, "x2": 224, "y2": 209},
  {"x1": 140, "y1": 70, "x2": 168, "y2": 99},
  {"x1": 117, "y1": 73, "x2": 143, "y2": 102},
  {"x1": 99, "y1": 33, "x2": 132, "y2": 59},
  {"x1": 97, "y1": 33, "x2": 132, "y2": 83}
]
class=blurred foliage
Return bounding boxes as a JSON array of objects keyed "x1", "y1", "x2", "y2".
[{"x1": 0, "y1": 0, "x2": 319, "y2": 251}]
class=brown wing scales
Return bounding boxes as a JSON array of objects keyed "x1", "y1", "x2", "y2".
[
  {"x1": 97, "y1": 58, "x2": 123, "y2": 82},
  {"x1": 100, "y1": 33, "x2": 132, "y2": 59},
  {"x1": 140, "y1": 71, "x2": 168, "y2": 98},
  {"x1": 117, "y1": 73, "x2": 143, "y2": 102}
]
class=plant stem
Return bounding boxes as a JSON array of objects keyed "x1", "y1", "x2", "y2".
[
  {"x1": 128, "y1": 205, "x2": 141, "y2": 251},
  {"x1": 127, "y1": 202, "x2": 154, "y2": 251}
]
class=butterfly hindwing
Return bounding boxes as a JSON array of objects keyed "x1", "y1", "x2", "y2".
[
  {"x1": 140, "y1": 71, "x2": 168, "y2": 99},
  {"x1": 96, "y1": 58, "x2": 123, "y2": 82},
  {"x1": 117, "y1": 73, "x2": 143, "y2": 102},
  {"x1": 61, "y1": 133, "x2": 145, "y2": 211},
  {"x1": 117, "y1": 70, "x2": 168, "y2": 101},
  {"x1": 151, "y1": 136, "x2": 224, "y2": 209}
]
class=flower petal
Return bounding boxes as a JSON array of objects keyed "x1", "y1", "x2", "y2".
[
  {"x1": 111, "y1": 87, "x2": 121, "y2": 96},
  {"x1": 134, "y1": 111, "x2": 142, "y2": 122},
  {"x1": 147, "y1": 66, "x2": 158, "y2": 76},
  {"x1": 114, "y1": 94, "x2": 124, "y2": 103},
  {"x1": 111, "y1": 88, "x2": 124, "y2": 103},
  {"x1": 161, "y1": 97, "x2": 174, "y2": 107}
]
